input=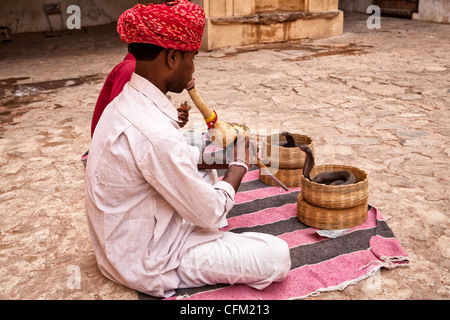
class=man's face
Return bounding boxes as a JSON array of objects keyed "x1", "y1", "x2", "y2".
[{"x1": 167, "y1": 50, "x2": 198, "y2": 93}]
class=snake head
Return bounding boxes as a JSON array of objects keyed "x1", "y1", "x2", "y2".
[{"x1": 281, "y1": 132, "x2": 296, "y2": 148}]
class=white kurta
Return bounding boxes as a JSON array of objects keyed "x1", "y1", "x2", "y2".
[
  {"x1": 85, "y1": 73, "x2": 235, "y2": 297},
  {"x1": 85, "y1": 73, "x2": 291, "y2": 298}
]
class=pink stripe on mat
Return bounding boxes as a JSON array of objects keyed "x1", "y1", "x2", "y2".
[
  {"x1": 241, "y1": 169, "x2": 260, "y2": 183},
  {"x1": 235, "y1": 187, "x2": 301, "y2": 204},
  {"x1": 218, "y1": 169, "x2": 260, "y2": 183},
  {"x1": 278, "y1": 228, "x2": 322, "y2": 248},
  {"x1": 369, "y1": 235, "x2": 409, "y2": 266}
]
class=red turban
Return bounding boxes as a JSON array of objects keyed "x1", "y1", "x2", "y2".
[{"x1": 117, "y1": 0, "x2": 205, "y2": 51}]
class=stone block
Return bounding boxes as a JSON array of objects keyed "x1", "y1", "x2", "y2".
[
  {"x1": 255, "y1": 0, "x2": 279, "y2": 12},
  {"x1": 306, "y1": 0, "x2": 339, "y2": 12},
  {"x1": 205, "y1": 0, "x2": 256, "y2": 18}
]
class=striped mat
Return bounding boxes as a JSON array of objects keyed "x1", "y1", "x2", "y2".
[{"x1": 141, "y1": 167, "x2": 410, "y2": 300}]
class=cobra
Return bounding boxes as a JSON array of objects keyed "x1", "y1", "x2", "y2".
[
  {"x1": 299, "y1": 145, "x2": 357, "y2": 186},
  {"x1": 278, "y1": 132, "x2": 299, "y2": 148}
]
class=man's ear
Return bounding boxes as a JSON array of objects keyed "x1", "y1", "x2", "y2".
[{"x1": 166, "y1": 48, "x2": 177, "y2": 69}]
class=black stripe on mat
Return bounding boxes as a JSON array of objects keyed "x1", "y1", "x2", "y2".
[
  {"x1": 229, "y1": 216, "x2": 309, "y2": 235},
  {"x1": 228, "y1": 191, "x2": 300, "y2": 218},
  {"x1": 289, "y1": 220, "x2": 395, "y2": 269},
  {"x1": 236, "y1": 178, "x2": 272, "y2": 192}
]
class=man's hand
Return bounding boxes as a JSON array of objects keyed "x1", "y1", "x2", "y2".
[
  {"x1": 177, "y1": 102, "x2": 191, "y2": 128},
  {"x1": 222, "y1": 135, "x2": 257, "y2": 192},
  {"x1": 224, "y1": 135, "x2": 257, "y2": 168}
]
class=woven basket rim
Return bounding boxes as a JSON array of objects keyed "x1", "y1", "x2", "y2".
[
  {"x1": 303, "y1": 164, "x2": 368, "y2": 188},
  {"x1": 263, "y1": 133, "x2": 313, "y2": 150}
]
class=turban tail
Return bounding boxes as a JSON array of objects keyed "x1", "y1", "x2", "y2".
[{"x1": 117, "y1": 0, "x2": 205, "y2": 51}]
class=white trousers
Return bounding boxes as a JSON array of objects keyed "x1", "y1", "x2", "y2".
[{"x1": 177, "y1": 231, "x2": 291, "y2": 291}]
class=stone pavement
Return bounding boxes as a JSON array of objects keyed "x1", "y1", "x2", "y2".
[{"x1": 0, "y1": 12, "x2": 448, "y2": 300}]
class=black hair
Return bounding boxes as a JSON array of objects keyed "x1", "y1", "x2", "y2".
[{"x1": 129, "y1": 43, "x2": 165, "y2": 61}]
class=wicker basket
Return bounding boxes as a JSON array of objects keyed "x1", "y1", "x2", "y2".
[
  {"x1": 259, "y1": 167, "x2": 302, "y2": 188},
  {"x1": 297, "y1": 193, "x2": 368, "y2": 230},
  {"x1": 301, "y1": 165, "x2": 369, "y2": 209},
  {"x1": 260, "y1": 133, "x2": 314, "y2": 169}
]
